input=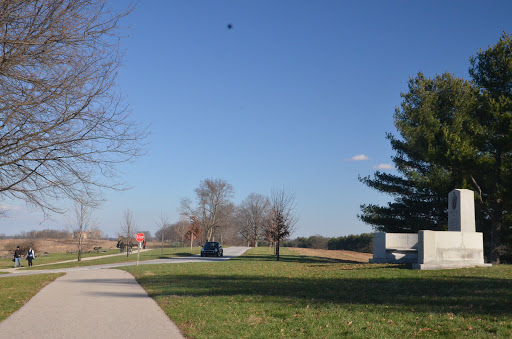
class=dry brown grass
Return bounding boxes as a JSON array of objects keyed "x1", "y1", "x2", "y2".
[
  {"x1": 0, "y1": 238, "x2": 117, "y2": 256},
  {"x1": 288, "y1": 247, "x2": 372, "y2": 263}
]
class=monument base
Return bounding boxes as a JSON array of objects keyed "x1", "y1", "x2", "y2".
[
  {"x1": 417, "y1": 230, "x2": 486, "y2": 267},
  {"x1": 412, "y1": 263, "x2": 492, "y2": 270}
]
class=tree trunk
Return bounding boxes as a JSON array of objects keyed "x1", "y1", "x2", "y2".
[
  {"x1": 490, "y1": 218, "x2": 501, "y2": 264},
  {"x1": 490, "y1": 151, "x2": 503, "y2": 263},
  {"x1": 77, "y1": 235, "x2": 82, "y2": 261},
  {"x1": 276, "y1": 241, "x2": 280, "y2": 261}
]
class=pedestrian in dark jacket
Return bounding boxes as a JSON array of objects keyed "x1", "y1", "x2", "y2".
[
  {"x1": 26, "y1": 247, "x2": 35, "y2": 267},
  {"x1": 14, "y1": 246, "x2": 22, "y2": 268}
]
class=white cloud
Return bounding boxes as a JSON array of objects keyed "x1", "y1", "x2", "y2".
[
  {"x1": 347, "y1": 154, "x2": 369, "y2": 161},
  {"x1": 373, "y1": 163, "x2": 395, "y2": 170}
]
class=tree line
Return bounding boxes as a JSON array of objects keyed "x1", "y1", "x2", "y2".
[
  {"x1": 0, "y1": 228, "x2": 104, "y2": 240},
  {"x1": 284, "y1": 233, "x2": 373, "y2": 253},
  {"x1": 155, "y1": 178, "x2": 298, "y2": 260},
  {"x1": 6, "y1": 229, "x2": 74, "y2": 240},
  {"x1": 359, "y1": 32, "x2": 512, "y2": 263}
]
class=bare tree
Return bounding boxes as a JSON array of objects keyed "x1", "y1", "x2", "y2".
[
  {"x1": 219, "y1": 214, "x2": 243, "y2": 245},
  {"x1": 185, "y1": 217, "x2": 202, "y2": 249},
  {"x1": 180, "y1": 178, "x2": 234, "y2": 242},
  {"x1": 237, "y1": 193, "x2": 269, "y2": 247},
  {"x1": 265, "y1": 189, "x2": 298, "y2": 261},
  {"x1": 0, "y1": 0, "x2": 146, "y2": 217},
  {"x1": 67, "y1": 199, "x2": 97, "y2": 261},
  {"x1": 155, "y1": 213, "x2": 171, "y2": 253},
  {"x1": 120, "y1": 209, "x2": 136, "y2": 257},
  {"x1": 173, "y1": 216, "x2": 191, "y2": 246}
]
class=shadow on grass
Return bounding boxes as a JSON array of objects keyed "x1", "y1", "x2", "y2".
[
  {"x1": 143, "y1": 253, "x2": 196, "y2": 260},
  {"x1": 231, "y1": 254, "x2": 366, "y2": 265},
  {"x1": 172, "y1": 252, "x2": 197, "y2": 257},
  {"x1": 232, "y1": 254, "x2": 412, "y2": 269},
  {"x1": 137, "y1": 272, "x2": 512, "y2": 316}
]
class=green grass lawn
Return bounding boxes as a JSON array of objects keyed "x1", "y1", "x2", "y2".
[
  {"x1": 0, "y1": 249, "x2": 121, "y2": 269},
  {"x1": 0, "y1": 273, "x2": 64, "y2": 321},
  {"x1": 122, "y1": 247, "x2": 512, "y2": 338},
  {"x1": 24, "y1": 247, "x2": 200, "y2": 270}
]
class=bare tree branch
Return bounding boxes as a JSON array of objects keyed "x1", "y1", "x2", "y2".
[
  {"x1": 155, "y1": 212, "x2": 171, "y2": 252},
  {"x1": 119, "y1": 208, "x2": 135, "y2": 257},
  {"x1": 0, "y1": 0, "x2": 146, "y2": 216},
  {"x1": 237, "y1": 193, "x2": 269, "y2": 247},
  {"x1": 66, "y1": 197, "x2": 97, "y2": 261},
  {"x1": 181, "y1": 178, "x2": 234, "y2": 242}
]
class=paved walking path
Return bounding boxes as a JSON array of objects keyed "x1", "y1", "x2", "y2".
[
  {"x1": 0, "y1": 246, "x2": 250, "y2": 338},
  {"x1": 0, "y1": 248, "x2": 152, "y2": 274}
]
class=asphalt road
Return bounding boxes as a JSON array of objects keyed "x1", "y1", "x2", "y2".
[{"x1": 0, "y1": 246, "x2": 250, "y2": 338}]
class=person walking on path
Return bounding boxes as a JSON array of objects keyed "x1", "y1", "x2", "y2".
[
  {"x1": 26, "y1": 247, "x2": 35, "y2": 267},
  {"x1": 14, "y1": 246, "x2": 22, "y2": 268}
]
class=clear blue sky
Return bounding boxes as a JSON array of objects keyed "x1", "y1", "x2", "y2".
[{"x1": 1, "y1": 1, "x2": 512, "y2": 238}]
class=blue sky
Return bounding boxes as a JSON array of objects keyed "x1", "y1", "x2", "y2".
[{"x1": 1, "y1": 1, "x2": 512, "y2": 238}]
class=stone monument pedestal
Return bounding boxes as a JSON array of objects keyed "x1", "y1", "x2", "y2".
[{"x1": 369, "y1": 189, "x2": 491, "y2": 270}]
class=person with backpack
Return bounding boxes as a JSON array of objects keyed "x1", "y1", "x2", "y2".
[
  {"x1": 13, "y1": 246, "x2": 22, "y2": 268},
  {"x1": 26, "y1": 247, "x2": 35, "y2": 267}
]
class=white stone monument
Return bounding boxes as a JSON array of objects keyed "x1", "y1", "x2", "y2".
[{"x1": 370, "y1": 189, "x2": 491, "y2": 270}]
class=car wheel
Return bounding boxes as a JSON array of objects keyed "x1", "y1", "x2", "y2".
[{"x1": 220, "y1": 251, "x2": 223, "y2": 257}]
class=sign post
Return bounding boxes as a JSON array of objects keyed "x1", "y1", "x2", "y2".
[{"x1": 136, "y1": 233, "x2": 145, "y2": 266}]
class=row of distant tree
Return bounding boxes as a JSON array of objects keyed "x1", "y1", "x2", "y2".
[
  {"x1": 0, "y1": 228, "x2": 103, "y2": 240},
  {"x1": 152, "y1": 178, "x2": 298, "y2": 260},
  {"x1": 284, "y1": 234, "x2": 373, "y2": 253}
]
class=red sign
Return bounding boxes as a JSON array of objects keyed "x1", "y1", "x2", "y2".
[{"x1": 136, "y1": 233, "x2": 145, "y2": 242}]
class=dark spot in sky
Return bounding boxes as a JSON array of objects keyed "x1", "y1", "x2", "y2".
[{"x1": 227, "y1": 24, "x2": 233, "y2": 30}]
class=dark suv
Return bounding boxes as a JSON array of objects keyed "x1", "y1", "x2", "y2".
[{"x1": 201, "y1": 241, "x2": 223, "y2": 257}]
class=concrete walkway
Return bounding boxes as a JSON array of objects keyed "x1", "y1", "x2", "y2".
[
  {"x1": 0, "y1": 246, "x2": 250, "y2": 338},
  {"x1": 0, "y1": 248, "x2": 152, "y2": 274}
]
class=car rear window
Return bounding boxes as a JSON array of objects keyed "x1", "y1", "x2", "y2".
[{"x1": 204, "y1": 242, "x2": 217, "y2": 249}]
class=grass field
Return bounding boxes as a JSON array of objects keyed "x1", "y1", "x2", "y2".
[
  {"x1": 0, "y1": 273, "x2": 64, "y2": 321},
  {"x1": 23, "y1": 247, "x2": 200, "y2": 270},
  {"x1": 123, "y1": 247, "x2": 512, "y2": 338}
]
